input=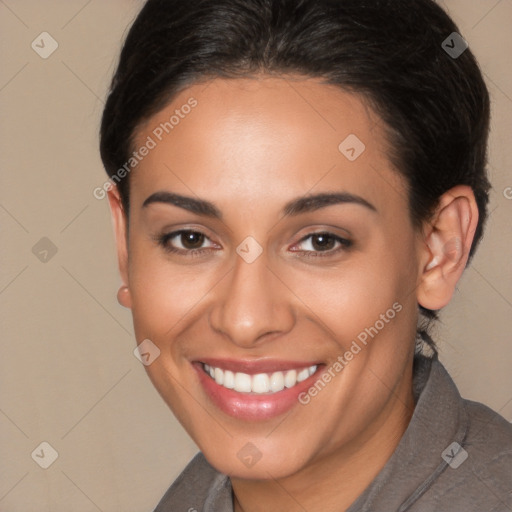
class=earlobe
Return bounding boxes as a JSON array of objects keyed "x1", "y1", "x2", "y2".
[
  {"x1": 417, "y1": 186, "x2": 478, "y2": 311},
  {"x1": 106, "y1": 186, "x2": 132, "y2": 309},
  {"x1": 117, "y1": 285, "x2": 132, "y2": 309}
]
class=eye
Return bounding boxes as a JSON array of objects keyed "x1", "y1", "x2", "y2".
[
  {"x1": 291, "y1": 232, "x2": 352, "y2": 258},
  {"x1": 153, "y1": 229, "x2": 352, "y2": 259},
  {"x1": 155, "y1": 229, "x2": 217, "y2": 257}
]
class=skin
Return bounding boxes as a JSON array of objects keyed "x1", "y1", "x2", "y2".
[{"x1": 107, "y1": 76, "x2": 479, "y2": 512}]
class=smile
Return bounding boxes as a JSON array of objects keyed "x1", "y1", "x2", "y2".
[
  {"x1": 193, "y1": 359, "x2": 324, "y2": 421},
  {"x1": 203, "y1": 363, "x2": 318, "y2": 394}
]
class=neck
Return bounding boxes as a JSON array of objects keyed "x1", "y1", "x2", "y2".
[{"x1": 231, "y1": 371, "x2": 415, "y2": 512}]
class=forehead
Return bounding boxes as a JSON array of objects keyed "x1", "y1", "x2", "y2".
[{"x1": 130, "y1": 76, "x2": 407, "y2": 217}]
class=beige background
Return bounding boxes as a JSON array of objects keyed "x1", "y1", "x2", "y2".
[{"x1": 0, "y1": 1, "x2": 511, "y2": 511}]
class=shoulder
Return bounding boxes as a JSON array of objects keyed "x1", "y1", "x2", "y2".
[
  {"x1": 420, "y1": 396, "x2": 512, "y2": 511},
  {"x1": 462, "y1": 398, "x2": 512, "y2": 481},
  {"x1": 153, "y1": 452, "x2": 231, "y2": 512},
  {"x1": 464, "y1": 398, "x2": 512, "y2": 443},
  {"x1": 408, "y1": 359, "x2": 512, "y2": 511}
]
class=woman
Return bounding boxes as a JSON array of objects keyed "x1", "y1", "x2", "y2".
[{"x1": 99, "y1": 0, "x2": 512, "y2": 510}]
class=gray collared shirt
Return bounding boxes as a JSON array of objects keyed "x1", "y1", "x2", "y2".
[{"x1": 154, "y1": 355, "x2": 512, "y2": 511}]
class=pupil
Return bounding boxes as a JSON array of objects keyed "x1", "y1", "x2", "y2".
[
  {"x1": 183, "y1": 232, "x2": 203, "y2": 249},
  {"x1": 312, "y1": 234, "x2": 333, "y2": 251}
]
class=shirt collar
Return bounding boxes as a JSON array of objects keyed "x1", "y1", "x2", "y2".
[
  {"x1": 347, "y1": 354, "x2": 469, "y2": 511},
  {"x1": 200, "y1": 355, "x2": 469, "y2": 512}
]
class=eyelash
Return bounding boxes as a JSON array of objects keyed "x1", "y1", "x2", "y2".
[
  {"x1": 154, "y1": 229, "x2": 353, "y2": 259},
  {"x1": 154, "y1": 230, "x2": 217, "y2": 259}
]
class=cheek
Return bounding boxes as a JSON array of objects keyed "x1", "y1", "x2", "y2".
[
  {"x1": 126, "y1": 249, "x2": 209, "y2": 413},
  {"x1": 126, "y1": 215, "x2": 419, "y2": 348},
  {"x1": 278, "y1": 253, "x2": 412, "y2": 350},
  {"x1": 127, "y1": 241, "x2": 213, "y2": 337}
]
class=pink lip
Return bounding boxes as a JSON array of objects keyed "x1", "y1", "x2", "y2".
[{"x1": 192, "y1": 360, "x2": 324, "y2": 421}]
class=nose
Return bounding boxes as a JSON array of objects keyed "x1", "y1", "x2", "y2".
[{"x1": 208, "y1": 250, "x2": 296, "y2": 348}]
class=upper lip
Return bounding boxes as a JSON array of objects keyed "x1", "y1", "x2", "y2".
[{"x1": 196, "y1": 358, "x2": 322, "y2": 374}]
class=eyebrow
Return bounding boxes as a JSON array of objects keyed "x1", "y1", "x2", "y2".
[{"x1": 142, "y1": 190, "x2": 377, "y2": 219}]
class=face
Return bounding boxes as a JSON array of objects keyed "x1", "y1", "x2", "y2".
[{"x1": 111, "y1": 76, "x2": 426, "y2": 479}]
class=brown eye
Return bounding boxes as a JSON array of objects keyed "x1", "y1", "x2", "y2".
[
  {"x1": 178, "y1": 231, "x2": 206, "y2": 250},
  {"x1": 156, "y1": 229, "x2": 216, "y2": 257},
  {"x1": 310, "y1": 233, "x2": 337, "y2": 251},
  {"x1": 292, "y1": 232, "x2": 352, "y2": 258}
]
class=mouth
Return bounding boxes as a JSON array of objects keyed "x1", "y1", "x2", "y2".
[
  {"x1": 202, "y1": 362, "x2": 318, "y2": 394},
  {"x1": 192, "y1": 358, "x2": 324, "y2": 421}
]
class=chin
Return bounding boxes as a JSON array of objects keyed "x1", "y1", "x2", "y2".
[{"x1": 200, "y1": 436, "x2": 315, "y2": 480}]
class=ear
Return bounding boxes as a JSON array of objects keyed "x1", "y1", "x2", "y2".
[
  {"x1": 417, "y1": 185, "x2": 479, "y2": 311},
  {"x1": 107, "y1": 185, "x2": 132, "y2": 309}
]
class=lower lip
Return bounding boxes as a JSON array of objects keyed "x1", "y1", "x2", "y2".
[{"x1": 193, "y1": 362, "x2": 323, "y2": 421}]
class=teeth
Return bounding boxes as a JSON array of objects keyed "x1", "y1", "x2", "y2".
[
  {"x1": 284, "y1": 369, "x2": 297, "y2": 388},
  {"x1": 234, "y1": 372, "x2": 252, "y2": 393},
  {"x1": 252, "y1": 373, "x2": 270, "y2": 393},
  {"x1": 203, "y1": 364, "x2": 317, "y2": 394},
  {"x1": 214, "y1": 367, "x2": 224, "y2": 385},
  {"x1": 297, "y1": 368, "x2": 310, "y2": 382},
  {"x1": 270, "y1": 371, "x2": 284, "y2": 392},
  {"x1": 223, "y1": 370, "x2": 235, "y2": 389}
]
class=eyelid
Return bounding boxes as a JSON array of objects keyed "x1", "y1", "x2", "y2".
[
  {"x1": 166, "y1": 229, "x2": 217, "y2": 250},
  {"x1": 289, "y1": 231, "x2": 353, "y2": 257},
  {"x1": 153, "y1": 227, "x2": 352, "y2": 259},
  {"x1": 152, "y1": 228, "x2": 219, "y2": 257}
]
